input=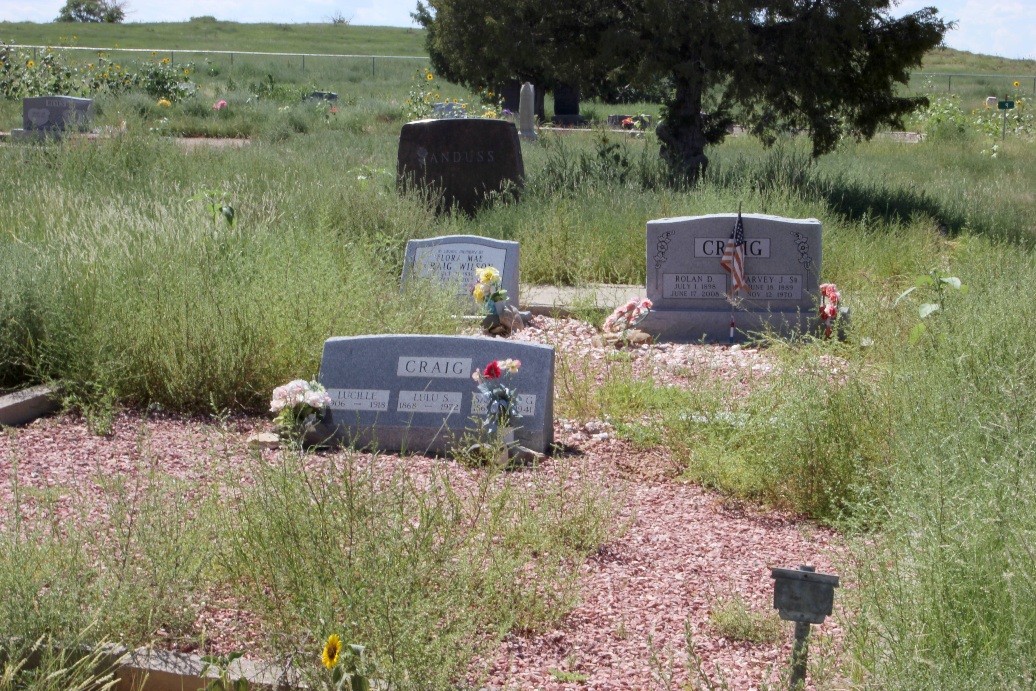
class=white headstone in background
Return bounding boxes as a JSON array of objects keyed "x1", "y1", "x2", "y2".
[{"x1": 519, "y1": 82, "x2": 537, "y2": 141}]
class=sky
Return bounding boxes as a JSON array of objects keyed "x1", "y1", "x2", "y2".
[{"x1": 2, "y1": 0, "x2": 1034, "y2": 62}]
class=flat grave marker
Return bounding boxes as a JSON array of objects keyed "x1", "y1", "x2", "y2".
[
  {"x1": 397, "y1": 118, "x2": 524, "y2": 215},
  {"x1": 401, "y1": 235, "x2": 519, "y2": 311},
  {"x1": 312, "y1": 335, "x2": 554, "y2": 453},
  {"x1": 638, "y1": 213, "x2": 823, "y2": 342}
]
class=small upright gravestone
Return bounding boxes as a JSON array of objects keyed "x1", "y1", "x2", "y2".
[
  {"x1": 12, "y1": 96, "x2": 93, "y2": 140},
  {"x1": 401, "y1": 235, "x2": 520, "y2": 311},
  {"x1": 397, "y1": 118, "x2": 524, "y2": 215},
  {"x1": 637, "y1": 213, "x2": 823, "y2": 342},
  {"x1": 501, "y1": 79, "x2": 545, "y2": 120},
  {"x1": 312, "y1": 335, "x2": 555, "y2": 454},
  {"x1": 519, "y1": 83, "x2": 537, "y2": 141}
]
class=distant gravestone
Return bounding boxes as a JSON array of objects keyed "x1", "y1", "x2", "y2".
[
  {"x1": 552, "y1": 84, "x2": 586, "y2": 126},
  {"x1": 432, "y1": 101, "x2": 463, "y2": 118},
  {"x1": 397, "y1": 118, "x2": 524, "y2": 215},
  {"x1": 308, "y1": 91, "x2": 338, "y2": 101},
  {"x1": 637, "y1": 214, "x2": 823, "y2": 342},
  {"x1": 500, "y1": 79, "x2": 544, "y2": 120},
  {"x1": 12, "y1": 96, "x2": 93, "y2": 140},
  {"x1": 312, "y1": 335, "x2": 555, "y2": 453},
  {"x1": 402, "y1": 235, "x2": 520, "y2": 310}
]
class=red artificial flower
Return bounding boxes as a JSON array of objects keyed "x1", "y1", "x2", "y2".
[{"x1": 483, "y1": 361, "x2": 502, "y2": 379}]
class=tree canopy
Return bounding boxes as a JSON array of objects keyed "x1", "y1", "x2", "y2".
[
  {"x1": 414, "y1": 0, "x2": 949, "y2": 176},
  {"x1": 55, "y1": 0, "x2": 127, "y2": 23}
]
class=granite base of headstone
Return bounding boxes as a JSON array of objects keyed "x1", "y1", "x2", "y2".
[
  {"x1": 551, "y1": 84, "x2": 587, "y2": 126},
  {"x1": 11, "y1": 96, "x2": 94, "y2": 141},
  {"x1": 311, "y1": 335, "x2": 555, "y2": 454},
  {"x1": 397, "y1": 118, "x2": 524, "y2": 215},
  {"x1": 401, "y1": 235, "x2": 520, "y2": 311},
  {"x1": 637, "y1": 213, "x2": 823, "y2": 343},
  {"x1": 432, "y1": 102, "x2": 464, "y2": 118},
  {"x1": 308, "y1": 91, "x2": 338, "y2": 101}
]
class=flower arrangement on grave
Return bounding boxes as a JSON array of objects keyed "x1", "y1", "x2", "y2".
[
  {"x1": 212, "y1": 99, "x2": 228, "y2": 111},
  {"x1": 471, "y1": 359, "x2": 522, "y2": 436},
  {"x1": 472, "y1": 266, "x2": 508, "y2": 314},
  {"x1": 819, "y1": 283, "x2": 841, "y2": 338},
  {"x1": 603, "y1": 297, "x2": 653, "y2": 333},
  {"x1": 270, "y1": 379, "x2": 332, "y2": 444}
]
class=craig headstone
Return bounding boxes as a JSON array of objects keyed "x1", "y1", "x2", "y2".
[
  {"x1": 12, "y1": 96, "x2": 93, "y2": 140},
  {"x1": 312, "y1": 335, "x2": 554, "y2": 453},
  {"x1": 397, "y1": 118, "x2": 524, "y2": 215},
  {"x1": 637, "y1": 213, "x2": 823, "y2": 342},
  {"x1": 402, "y1": 235, "x2": 520, "y2": 310}
]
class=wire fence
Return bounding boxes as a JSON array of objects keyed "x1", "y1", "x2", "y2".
[{"x1": 10, "y1": 44, "x2": 1036, "y2": 96}]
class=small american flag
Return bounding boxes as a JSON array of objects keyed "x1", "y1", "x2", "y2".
[{"x1": 720, "y1": 212, "x2": 749, "y2": 297}]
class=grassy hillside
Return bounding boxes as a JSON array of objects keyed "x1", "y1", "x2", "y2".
[{"x1": 0, "y1": 18, "x2": 427, "y2": 55}]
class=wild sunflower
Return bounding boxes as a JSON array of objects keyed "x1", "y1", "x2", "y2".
[
  {"x1": 322, "y1": 634, "x2": 342, "y2": 669},
  {"x1": 426, "y1": 73, "x2": 434, "y2": 81},
  {"x1": 26, "y1": 60, "x2": 34, "y2": 68},
  {"x1": 1014, "y1": 81, "x2": 1021, "y2": 88}
]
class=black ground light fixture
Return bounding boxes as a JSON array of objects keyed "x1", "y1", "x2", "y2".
[{"x1": 771, "y1": 565, "x2": 840, "y2": 689}]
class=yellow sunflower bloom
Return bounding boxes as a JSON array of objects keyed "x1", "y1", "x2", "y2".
[
  {"x1": 426, "y1": 73, "x2": 434, "y2": 81},
  {"x1": 1014, "y1": 81, "x2": 1021, "y2": 88},
  {"x1": 322, "y1": 634, "x2": 342, "y2": 669},
  {"x1": 26, "y1": 60, "x2": 34, "y2": 68}
]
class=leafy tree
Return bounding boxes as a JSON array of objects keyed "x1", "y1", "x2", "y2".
[
  {"x1": 55, "y1": 0, "x2": 127, "y2": 23},
  {"x1": 414, "y1": 0, "x2": 949, "y2": 177}
]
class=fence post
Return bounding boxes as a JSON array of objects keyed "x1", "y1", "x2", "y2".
[
  {"x1": 948, "y1": 75, "x2": 952, "y2": 92},
  {"x1": 170, "y1": 51, "x2": 174, "y2": 65},
  {"x1": 372, "y1": 57, "x2": 375, "y2": 77}
]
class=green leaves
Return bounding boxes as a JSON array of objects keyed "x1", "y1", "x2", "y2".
[{"x1": 899, "y1": 269, "x2": 969, "y2": 344}]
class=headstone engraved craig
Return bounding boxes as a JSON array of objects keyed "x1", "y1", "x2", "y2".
[
  {"x1": 637, "y1": 213, "x2": 823, "y2": 342},
  {"x1": 12, "y1": 96, "x2": 94, "y2": 140},
  {"x1": 313, "y1": 335, "x2": 554, "y2": 453},
  {"x1": 401, "y1": 235, "x2": 520, "y2": 310},
  {"x1": 397, "y1": 119, "x2": 524, "y2": 215}
]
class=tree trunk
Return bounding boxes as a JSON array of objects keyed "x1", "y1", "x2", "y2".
[{"x1": 655, "y1": 74, "x2": 709, "y2": 179}]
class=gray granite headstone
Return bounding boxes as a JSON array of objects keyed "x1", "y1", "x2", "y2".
[
  {"x1": 12, "y1": 96, "x2": 94, "y2": 140},
  {"x1": 401, "y1": 235, "x2": 520, "y2": 310},
  {"x1": 397, "y1": 118, "x2": 524, "y2": 215},
  {"x1": 313, "y1": 335, "x2": 554, "y2": 453},
  {"x1": 432, "y1": 101, "x2": 463, "y2": 118},
  {"x1": 637, "y1": 213, "x2": 823, "y2": 342}
]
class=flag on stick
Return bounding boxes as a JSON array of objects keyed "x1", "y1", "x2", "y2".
[{"x1": 720, "y1": 212, "x2": 749, "y2": 297}]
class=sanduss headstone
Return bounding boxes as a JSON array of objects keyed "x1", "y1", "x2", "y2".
[
  {"x1": 397, "y1": 118, "x2": 524, "y2": 215},
  {"x1": 637, "y1": 213, "x2": 823, "y2": 342},
  {"x1": 311, "y1": 335, "x2": 555, "y2": 454},
  {"x1": 12, "y1": 96, "x2": 94, "y2": 140},
  {"x1": 402, "y1": 235, "x2": 520, "y2": 310}
]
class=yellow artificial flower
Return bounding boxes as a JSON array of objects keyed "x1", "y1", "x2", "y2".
[
  {"x1": 473, "y1": 284, "x2": 486, "y2": 302},
  {"x1": 479, "y1": 267, "x2": 500, "y2": 283},
  {"x1": 322, "y1": 634, "x2": 342, "y2": 669},
  {"x1": 26, "y1": 60, "x2": 34, "y2": 68}
]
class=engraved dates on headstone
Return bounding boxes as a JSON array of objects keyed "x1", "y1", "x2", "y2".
[
  {"x1": 314, "y1": 335, "x2": 554, "y2": 453},
  {"x1": 638, "y1": 213, "x2": 823, "y2": 342}
]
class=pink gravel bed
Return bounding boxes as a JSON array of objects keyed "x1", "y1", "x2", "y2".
[{"x1": 0, "y1": 316, "x2": 848, "y2": 689}]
